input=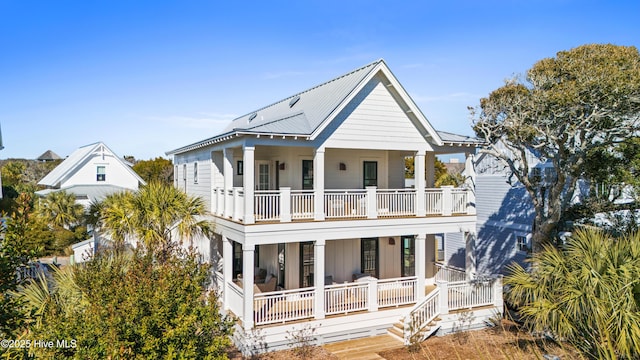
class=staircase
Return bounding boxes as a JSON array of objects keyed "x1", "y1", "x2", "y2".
[{"x1": 387, "y1": 287, "x2": 441, "y2": 344}]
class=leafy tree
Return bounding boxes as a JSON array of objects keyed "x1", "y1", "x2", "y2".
[
  {"x1": 505, "y1": 228, "x2": 640, "y2": 359},
  {"x1": 471, "y1": 44, "x2": 640, "y2": 251},
  {"x1": 0, "y1": 193, "x2": 37, "y2": 338},
  {"x1": 404, "y1": 157, "x2": 464, "y2": 186},
  {"x1": 132, "y1": 157, "x2": 173, "y2": 184},
  {"x1": 97, "y1": 182, "x2": 211, "y2": 259},
  {"x1": 14, "y1": 248, "x2": 234, "y2": 359}
]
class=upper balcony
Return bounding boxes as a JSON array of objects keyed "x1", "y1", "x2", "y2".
[{"x1": 211, "y1": 185, "x2": 474, "y2": 224}]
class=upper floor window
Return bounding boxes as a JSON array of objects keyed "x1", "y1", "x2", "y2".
[
  {"x1": 302, "y1": 160, "x2": 313, "y2": 190},
  {"x1": 96, "y1": 166, "x2": 106, "y2": 182},
  {"x1": 363, "y1": 161, "x2": 378, "y2": 187},
  {"x1": 194, "y1": 162, "x2": 198, "y2": 184},
  {"x1": 516, "y1": 233, "x2": 530, "y2": 253},
  {"x1": 183, "y1": 164, "x2": 187, "y2": 181}
]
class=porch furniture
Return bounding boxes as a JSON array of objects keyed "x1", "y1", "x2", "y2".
[{"x1": 256, "y1": 274, "x2": 277, "y2": 292}]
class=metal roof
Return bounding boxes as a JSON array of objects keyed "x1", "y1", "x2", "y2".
[
  {"x1": 37, "y1": 150, "x2": 62, "y2": 161},
  {"x1": 35, "y1": 184, "x2": 132, "y2": 203},
  {"x1": 437, "y1": 131, "x2": 484, "y2": 145}
]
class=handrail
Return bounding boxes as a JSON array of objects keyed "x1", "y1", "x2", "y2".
[{"x1": 405, "y1": 287, "x2": 440, "y2": 344}]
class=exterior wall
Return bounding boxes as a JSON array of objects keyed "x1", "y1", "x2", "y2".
[
  {"x1": 475, "y1": 173, "x2": 534, "y2": 274},
  {"x1": 62, "y1": 153, "x2": 139, "y2": 190},
  {"x1": 325, "y1": 239, "x2": 360, "y2": 283},
  {"x1": 322, "y1": 74, "x2": 431, "y2": 152},
  {"x1": 443, "y1": 232, "x2": 466, "y2": 269},
  {"x1": 173, "y1": 147, "x2": 213, "y2": 210}
]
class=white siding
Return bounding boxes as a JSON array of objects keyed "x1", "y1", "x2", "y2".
[
  {"x1": 325, "y1": 239, "x2": 360, "y2": 283},
  {"x1": 323, "y1": 76, "x2": 430, "y2": 151},
  {"x1": 63, "y1": 153, "x2": 139, "y2": 190},
  {"x1": 444, "y1": 233, "x2": 466, "y2": 269},
  {"x1": 174, "y1": 148, "x2": 213, "y2": 210}
]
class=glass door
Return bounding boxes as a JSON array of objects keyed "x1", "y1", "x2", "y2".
[
  {"x1": 255, "y1": 161, "x2": 270, "y2": 190},
  {"x1": 401, "y1": 236, "x2": 415, "y2": 277}
]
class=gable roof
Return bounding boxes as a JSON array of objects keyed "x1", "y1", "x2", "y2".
[
  {"x1": 167, "y1": 59, "x2": 445, "y2": 155},
  {"x1": 38, "y1": 142, "x2": 144, "y2": 188},
  {"x1": 37, "y1": 150, "x2": 62, "y2": 161}
]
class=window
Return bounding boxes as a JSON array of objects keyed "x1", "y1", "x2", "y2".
[
  {"x1": 530, "y1": 167, "x2": 542, "y2": 182},
  {"x1": 174, "y1": 166, "x2": 178, "y2": 186},
  {"x1": 237, "y1": 160, "x2": 243, "y2": 175},
  {"x1": 401, "y1": 236, "x2": 415, "y2": 277},
  {"x1": 232, "y1": 242, "x2": 242, "y2": 280},
  {"x1": 361, "y1": 238, "x2": 379, "y2": 278},
  {"x1": 96, "y1": 166, "x2": 106, "y2": 182},
  {"x1": 435, "y1": 234, "x2": 445, "y2": 262},
  {"x1": 363, "y1": 161, "x2": 378, "y2": 187},
  {"x1": 516, "y1": 234, "x2": 530, "y2": 253},
  {"x1": 300, "y1": 242, "x2": 314, "y2": 287},
  {"x1": 302, "y1": 160, "x2": 313, "y2": 190},
  {"x1": 193, "y1": 162, "x2": 198, "y2": 184},
  {"x1": 183, "y1": 164, "x2": 187, "y2": 180}
]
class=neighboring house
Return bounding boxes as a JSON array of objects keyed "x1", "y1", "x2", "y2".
[
  {"x1": 37, "y1": 149, "x2": 62, "y2": 162},
  {"x1": 36, "y1": 142, "x2": 145, "y2": 263},
  {"x1": 36, "y1": 142, "x2": 145, "y2": 208},
  {"x1": 167, "y1": 59, "x2": 502, "y2": 354}
]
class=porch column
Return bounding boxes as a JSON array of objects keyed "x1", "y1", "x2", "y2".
[
  {"x1": 425, "y1": 152, "x2": 436, "y2": 188},
  {"x1": 415, "y1": 151, "x2": 426, "y2": 216},
  {"x1": 463, "y1": 153, "x2": 476, "y2": 215},
  {"x1": 415, "y1": 234, "x2": 426, "y2": 300},
  {"x1": 223, "y1": 148, "x2": 234, "y2": 218},
  {"x1": 313, "y1": 148, "x2": 325, "y2": 221},
  {"x1": 314, "y1": 239, "x2": 326, "y2": 320},
  {"x1": 243, "y1": 146, "x2": 255, "y2": 224},
  {"x1": 222, "y1": 236, "x2": 233, "y2": 310},
  {"x1": 465, "y1": 231, "x2": 477, "y2": 280},
  {"x1": 242, "y1": 243, "x2": 255, "y2": 330},
  {"x1": 436, "y1": 280, "x2": 449, "y2": 315}
]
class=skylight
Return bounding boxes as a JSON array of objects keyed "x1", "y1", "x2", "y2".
[
  {"x1": 289, "y1": 95, "x2": 300, "y2": 108},
  {"x1": 248, "y1": 113, "x2": 257, "y2": 121}
]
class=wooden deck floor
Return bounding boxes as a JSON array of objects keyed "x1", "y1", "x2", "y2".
[{"x1": 323, "y1": 334, "x2": 403, "y2": 360}]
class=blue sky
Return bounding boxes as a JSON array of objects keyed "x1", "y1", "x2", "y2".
[{"x1": 1, "y1": 1, "x2": 639, "y2": 160}]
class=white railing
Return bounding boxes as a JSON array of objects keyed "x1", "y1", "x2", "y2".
[
  {"x1": 425, "y1": 189, "x2": 443, "y2": 215},
  {"x1": 377, "y1": 276, "x2": 417, "y2": 308},
  {"x1": 434, "y1": 263, "x2": 467, "y2": 283},
  {"x1": 376, "y1": 189, "x2": 416, "y2": 217},
  {"x1": 451, "y1": 189, "x2": 468, "y2": 214},
  {"x1": 291, "y1": 190, "x2": 314, "y2": 220},
  {"x1": 227, "y1": 281, "x2": 244, "y2": 319},
  {"x1": 448, "y1": 280, "x2": 494, "y2": 311},
  {"x1": 254, "y1": 190, "x2": 280, "y2": 222},
  {"x1": 324, "y1": 190, "x2": 367, "y2": 219},
  {"x1": 406, "y1": 288, "x2": 440, "y2": 344},
  {"x1": 324, "y1": 282, "x2": 369, "y2": 315},
  {"x1": 254, "y1": 287, "x2": 315, "y2": 325},
  {"x1": 16, "y1": 264, "x2": 40, "y2": 282},
  {"x1": 214, "y1": 187, "x2": 470, "y2": 222}
]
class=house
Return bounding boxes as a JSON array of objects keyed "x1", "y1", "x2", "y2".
[
  {"x1": 167, "y1": 60, "x2": 503, "y2": 354},
  {"x1": 36, "y1": 142, "x2": 145, "y2": 208},
  {"x1": 37, "y1": 149, "x2": 62, "y2": 162},
  {"x1": 36, "y1": 142, "x2": 145, "y2": 263}
]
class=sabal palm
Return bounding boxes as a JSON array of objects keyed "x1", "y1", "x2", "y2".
[
  {"x1": 505, "y1": 228, "x2": 640, "y2": 359},
  {"x1": 99, "y1": 182, "x2": 211, "y2": 254},
  {"x1": 35, "y1": 191, "x2": 84, "y2": 229}
]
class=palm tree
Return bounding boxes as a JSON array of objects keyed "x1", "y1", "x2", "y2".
[
  {"x1": 35, "y1": 191, "x2": 84, "y2": 230},
  {"x1": 98, "y1": 182, "x2": 212, "y2": 257},
  {"x1": 505, "y1": 228, "x2": 640, "y2": 359}
]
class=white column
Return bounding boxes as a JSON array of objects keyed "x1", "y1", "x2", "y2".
[
  {"x1": 415, "y1": 234, "x2": 426, "y2": 300},
  {"x1": 280, "y1": 187, "x2": 291, "y2": 222},
  {"x1": 465, "y1": 231, "x2": 477, "y2": 280},
  {"x1": 368, "y1": 277, "x2": 378, "y2": 312},
  {"x1": 222, "y1": 236, "x2": 232, "y2": 310},
  {"x1": 313, "y1": 148, "x2": 325, "y2": 221},
  {"x1": 314, "y1": 239, "x2": 326, "y2": 320},
  {"x1": 493, "y1": 275, "x2": 504, "y2": 312},
  {"x1": 464, "y1": 153, "x2": 476, "y2": 215},
  {"x1": 242, "y1": 243, "x2": 255, "y2": 330},
  {"x1": 425, "y1": 152, "x2": 436, "y2": 188},
  {"x1": 223, "y1": 148, "x2": 234, "y2": 218},
  {"x1": 243, "y1": 146, "x2": 255, "y2": 224},
  {"x1": 415, "y1": 151, "x2": 426, "y2": 217}
]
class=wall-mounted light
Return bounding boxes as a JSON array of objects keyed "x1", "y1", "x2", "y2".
[
  {"x1": 279, "y1": 162, "x2": 286, "y2": 170},
  {"x1": 388, "y1": 237, "x2": 395, "y2": 245},
  {"x1": 339, "y1": 163, "x2": 347, "y2": 171}
]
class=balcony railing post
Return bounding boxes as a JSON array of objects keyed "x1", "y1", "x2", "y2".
[
  {"x1": 280, "y1": 187, "x2": 292, "y2": 222},
  {"x1": 366, "y1": 186, "x2": 377, "y2": 219},
  {"x1": 466, "y1": 188, "x2": 476, "y2": 215},
  {"x1": 211, "y1": 188, "x2": 217, "y2": 214},
  {"x1": 216, "y1": 187, "x2": 224, "y2": 216},
  {"x1": 436, "y1": 280, "x2": 449, "y2": 315},
  {"x1": 493, "y1": 275, "x2": 503, "y2": 311},
  {"x1": 368, "y1": 278, "x2": 378, "y2": 312},
  {"x1": 232, "y1": 188, "x2": 241, "y2": 221},
  {"x1": 441, "y1": 186, "x2": 453, "y2": 216}
]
